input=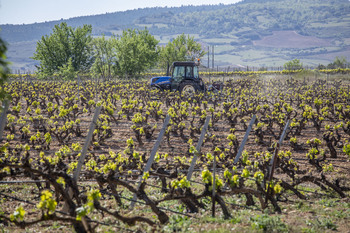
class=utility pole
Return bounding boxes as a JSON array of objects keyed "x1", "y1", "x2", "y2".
[
  {"x1": 212, "y1": 45, "x2": 214, "y2": 70},
  {"x1": 207, "y1": 46, "x2": 210, "y2": 69}
]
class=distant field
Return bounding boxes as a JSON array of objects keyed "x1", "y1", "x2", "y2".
[
  {"x1": 253, "y1": 31, "x2": 332, "y2": 48},
  {"x1": 308, "y1": 48, "x2": 350, "y2": 61},
  {"x1": 6, "y1": 41, "x2": 38, "y2": 72},
  {"x1": 202, "y1": 38, "x2": 236, "y2": 44}
]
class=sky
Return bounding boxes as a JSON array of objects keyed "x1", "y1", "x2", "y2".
[{"x1": 0, "y1": 0, "x2": 241, "y2": 25}]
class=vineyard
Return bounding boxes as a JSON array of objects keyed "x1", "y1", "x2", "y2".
[
  {"x1": 0, "y1": 75, "x2": 350, "y2": 232},
  {"x1": 8, "y1": 67, "x2": 350, "y2": 79}
]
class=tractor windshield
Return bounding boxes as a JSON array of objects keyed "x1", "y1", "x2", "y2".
[{"x1": 173, "y1": 66, "x2": 185, "y2": 80}]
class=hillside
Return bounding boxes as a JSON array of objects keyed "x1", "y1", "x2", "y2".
[{"x1": 1, "y1": 0, "x2": 350, "y2": 72}]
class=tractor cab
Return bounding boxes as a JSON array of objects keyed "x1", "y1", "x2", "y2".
[
  {"x1": 170, "y1": 61, "x2": 200, "y2": 90},
  {"x1": 150, "y1": 61, "x2": 205, "y2": 94}
]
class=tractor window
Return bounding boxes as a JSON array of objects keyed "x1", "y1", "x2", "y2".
[
  {"x1": 173, "y1": 66, "x2": 185, "y2": 81},
  {"x1": 185, "y1": 66, "x2": 192, "y2": 78},
  {"x1": 193, "y1": 66, "x2": 199, "y2": 79}
]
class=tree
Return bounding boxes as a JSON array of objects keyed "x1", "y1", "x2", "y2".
[
  {"x1": 90, "y1": 35, "x2": 118, "y2": 78},
  {"x1": 115, "y1": 28, "x2": 159, "y2": 78},
  {"x1": 283, "y1": 59, "x2": 303, "y2": 70},
  {"x1": 32, "y1": 22, "x2": 94, "y2": 77},
  {"x1": 327, "y1": 56, "x2": 348, "y2": 69},
  {"x1": 0, "y1": 35, "x2": 9, "y2": 100},
  {"x1": 57, "y1": 58, "x2": 77, "y2": 80},
  {"x1": 159, "y1": 34, "x2": 206, "y2": 72},
  {"x1": 316, "y1": 64, "x2": 326, "y2": 70}
]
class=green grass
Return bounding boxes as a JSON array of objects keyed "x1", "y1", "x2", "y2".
[
  {"x1": 303, "y1": 217, "x2": 338, "y2": 232},
  {"x1": 250, "y1": 214, "x2": 289, "y2": 233}
]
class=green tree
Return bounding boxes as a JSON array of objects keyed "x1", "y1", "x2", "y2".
[
  {"x1": 32, "y1": 22, "x2": 94, "y2": 77},
  {"x1": 159, "y1": 33, "x2": 206, "y2": 72},
  {"x1": 0, "y1": 35, "x2": 9, "y2": 100},
  {"x1": 283, "y1": 59, "x2": 303, "y2": 70},
  {"x1": 115, "y1": 28, "x2": 159, "y2": 78},
  {"x1": 57, "y1": 58, "x2": 77, "y2": 80},
  {"x1": 90, "y1": 35, "x2": 118, "y2": 78},
  {"x1": 327, "y1": 56, "x2": 348, "y2": 69}
]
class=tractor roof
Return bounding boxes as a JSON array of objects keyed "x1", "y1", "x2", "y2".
[{"x1": 172, "y1": 61, "x2": 197, "y2": 67}]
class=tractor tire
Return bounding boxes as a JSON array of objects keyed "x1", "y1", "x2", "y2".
[
  {"x1": 179, "y1": 81, "x2": 199, "y2": 97},
  {"x1": 150, "y1": 85, "x2": 161, "y2": 92}
]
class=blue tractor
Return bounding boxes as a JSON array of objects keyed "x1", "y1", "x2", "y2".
[{"x1": 150, "y1": 61, "x2": 206, "y2": 95}]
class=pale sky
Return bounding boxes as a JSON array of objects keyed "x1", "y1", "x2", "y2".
[{"x1": 0, "y1": 0, "x2": 241, "y2": 25}]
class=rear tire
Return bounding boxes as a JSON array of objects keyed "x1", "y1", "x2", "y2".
[{"x1": 179, "y1": 81, "x2": 198, "y2": 97}]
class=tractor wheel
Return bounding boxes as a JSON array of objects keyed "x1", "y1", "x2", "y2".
[
  {"x1": 150, "y1": 85, "x2": 160, "y2": 92},
  {"x1": 179, "y1": 82, "x2": 198, "y2": 97}
]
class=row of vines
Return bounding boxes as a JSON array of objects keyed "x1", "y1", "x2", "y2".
[
  {"x1": 9, "y1": 67, "x2": 350, "y2": 79},
  {"x1": 0, "y1": 77, "x2": 349, "y2": 232}
]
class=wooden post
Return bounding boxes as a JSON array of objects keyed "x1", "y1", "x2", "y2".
[
  {"x1": 186, "y1": 116, "x2": 211, "y2": 181},
  {"x1": 95, "y1": 78, "x2": 99, "y2": 102},
  {"x1": 130, "y1": 115, "x2": 171, "y2": 209},
  {"x1": 61, "y1": 105, "x2": 101, "y2": 231},
  {"x1": 269, "y1": 120, "x2": 291, "y2": 167},
  {"x1": 63, "y1": 106, "x2": 102, "y2": 211},
  {"x1": 20, "y1": 74, "x2": 23, "y2": 92},
  {"x1": 212, "y1": 152, "x2": 216, "y2": 217},
  {"x1": 77, "y1": 75, "x2": 80, "y2": 102},
  {"x1": 73, "y1": 106, "x2": 102, "y2": 181},
  {"x1": 234, "y1": 115, "x2": 256, "y2": 164},
  {"x1": 0, "y1": 100, "x2": 10, "y2": 142},
  {"x1": 265, "y1": 120, "x2": 290, "y2": 205}
]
